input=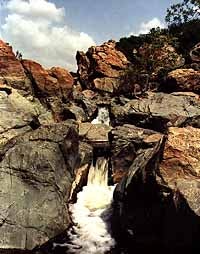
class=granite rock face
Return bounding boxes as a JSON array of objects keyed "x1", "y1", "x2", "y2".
[
  {"x1": 112, "y1": 92, "x2": 200, "y2": 131},
  {"x1": 0, "y1": 122, "x2": 79, "y2": 250},
  {"x1": 1, "y1": 35, "x2": 200, "y2": 253},
  {"x1": 160, "y1": 126, "x2": 200, "y2": 215},
  {"x1": 76, "y1": 40, "x2": 129, "y2": 93},
  {"x1": 22, "y1": 60, "x2": 73, "y2": 99}
]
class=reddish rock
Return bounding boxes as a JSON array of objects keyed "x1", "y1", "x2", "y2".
[
  {"x1": 161, "y1": 127, "x2": 200, "y2": 177},
  {"x1": 22, "y1": 60, "x2": 73, "y2": 98},
  {"x1": 160, "y1": 126, "x2": 200, "y2": 215},
  {"x1": 76, "y1": 40, "x2": 130, "y2": 92},
  {"x1": 190, "y1": 42, "x2": 200, "y2": 62},
  {"x1": 0, "y1": 40, "x2": 32, "y2": 94},
  {"x1": 88, "y1": 40, "x2": 129, "y2": 78},
  {"x1": 168, "y1": 68, "x2": 200, "y2": 93},
  {"x1": 48, "y1": 67, "x2": 74, "y2": 91}
]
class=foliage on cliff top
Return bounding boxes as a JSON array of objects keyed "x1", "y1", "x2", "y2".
[{"x1": 165, "y1": 0, "x2": 200, "y2": 25}]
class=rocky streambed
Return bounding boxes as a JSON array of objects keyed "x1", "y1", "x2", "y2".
[{"x1": 0, "y1": 38, "x2": 200, "y2": 253}]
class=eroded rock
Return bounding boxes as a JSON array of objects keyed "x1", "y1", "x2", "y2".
[
  {"x1": 0, "y1": 40, "x2": 32, "y2": 96},
  {"x1": 0, "y1": 122, "x2": 79, "y2": 250},
  {"x1": 112, "y1": 92, "x2": 200, "y2": 131},
  {"x1": 77, "y1": 40, "x2": 130, "y2": 93}
]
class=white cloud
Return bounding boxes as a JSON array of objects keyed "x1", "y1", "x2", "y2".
[
  {"x1": 1, "y1": 0, "x2": 95, "y2": 71},
  {"x1": 130, "y1": 17, "x2": 165, "y2": 36}
]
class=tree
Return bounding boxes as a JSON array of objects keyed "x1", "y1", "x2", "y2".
[{"x1": 165, "y1": 0, "x2": 200, "y2": 26}]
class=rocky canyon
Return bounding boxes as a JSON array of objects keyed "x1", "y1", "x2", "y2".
[{"x1": 0, "y1": 31, "x2": 200, "y2": 254}]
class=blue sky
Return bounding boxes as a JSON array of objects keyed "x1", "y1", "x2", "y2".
[
  {"x1": 0, "y1": 0, "x2": 180, "y2": 70},
  {"x1": 53, "y1": 0, "x2": 180, "y2": 42}
]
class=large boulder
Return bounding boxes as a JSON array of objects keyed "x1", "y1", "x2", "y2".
[
  {"x1": 22, "y1": 60, "x2": 73, "y2": 99},
  {"x1": 0, "y1": 87, "x2": 54, "y2": 149},
  {"x1": 167, "y1": 68, "x2": 200, "y2": 93},
  {"x1": 21, "y1": 60, "x2": 74, "y2": 121},
  {"x1": 79, "y1": 122, "x2": 111, "y2": 144},
  {"x1": 112, "y1": 124, "x2": 200, "y2": 252},
  {"x1": 112, "y1": 92, "x2": 200, "y2": 132},
  {"x1": 160, "y1": 126, "x2": 200, "y2": 215},
  {"x1": 110, "y1": 124, "x2": 163, "y2": 183},
  {"x1": 0, "y1": 40, "x2": 32, "y2": 96},
  {"x1": 76, "y1": 40, "x2": 130, "y2": 93},
  {"x1": 0, "y1": 122, "x2": 79, "y2": 250},
  {"x1": 47, "y1": 67, "x2": 74, "y2": 96}
]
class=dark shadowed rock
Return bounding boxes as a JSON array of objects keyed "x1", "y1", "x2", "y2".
[
  {"x1": 190, "y1": 42, "x2": 200, "y2": 62},
  {"x1": 138, "y1": 41, "x2": 185, "y2": 74},
  {"x1": 112, "y1": 124, "x2": 200, "y2": 252},
  {"x1": 0, "y1": 122, "x2": 79, "y2": 250},
  {"x1": 110, "y1": 124, "x2": 163, "y2": 183}
]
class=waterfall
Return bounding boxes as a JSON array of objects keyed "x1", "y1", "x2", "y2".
[
  {"x1": 66, "y1": 106, "x2": 115, "y2": 254},
  {"x1": 91, "y1": 106, "x2": 110, "y2": 126},
  {"x1": 68, "y1": 158, "x2": 115, "y2": 254}
]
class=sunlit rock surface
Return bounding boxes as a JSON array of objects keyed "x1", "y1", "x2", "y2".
[{"x1": 0, "y1": 40, "x2": 32, "y2": 96}]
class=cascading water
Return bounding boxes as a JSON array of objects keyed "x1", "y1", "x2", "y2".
[
  {"x1": 91, "y1": 106, "x2": 110, "y2": 126},
  {"x1": 68, "y1": 158, "x2": 115, "y2": 254},
  {"x1": 68, "y1": 106, "x2": 115, "y2": 253}
]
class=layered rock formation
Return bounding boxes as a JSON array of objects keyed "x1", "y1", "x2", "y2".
[{"x1": 76, "y1": 40, "x2": 130, "y2": 94}]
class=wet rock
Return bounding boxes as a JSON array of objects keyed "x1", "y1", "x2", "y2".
[
  {"x1": 190, "y1": 42, "x2": 200, "y2": 62},
  {"x1": 79, "y1": 122, "x2": 111, "y2": 144},
  {"x1": 167, "y1": 68, "x2": 200, "y2": 93},
  {"x1": 0, "y1": 122, "x2": 79, "y2": 250},
  {"x1": 112, "y1": 124, "x2": 200, "y2": 252},
  {"x1": 112, "y1": 92, "x2": 200, "y2": 132},
  {"x1": 0, "y1": 40, "x2": 32, "y2": 96},
  {"x1": 110, "y1": 124, "x2": 163, "y2": 183},
  {"x1": 70, "y1": 142, "x2": 93, "y2": 202}
]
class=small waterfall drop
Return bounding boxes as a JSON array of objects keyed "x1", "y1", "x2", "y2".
[
  {"x1": 91, "y1": 106, "x2": 110, "y2": 126},
  {"x1": 68, "y1": 106, "x2": 115, "y2": 254}
]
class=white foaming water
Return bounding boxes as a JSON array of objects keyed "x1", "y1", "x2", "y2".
[
  {"x1": 68, "y1": 157, "x2": 115, "y2": 254},
  {"x1": 91, "y1": 107, "x2": 110, "y2": 126}
]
